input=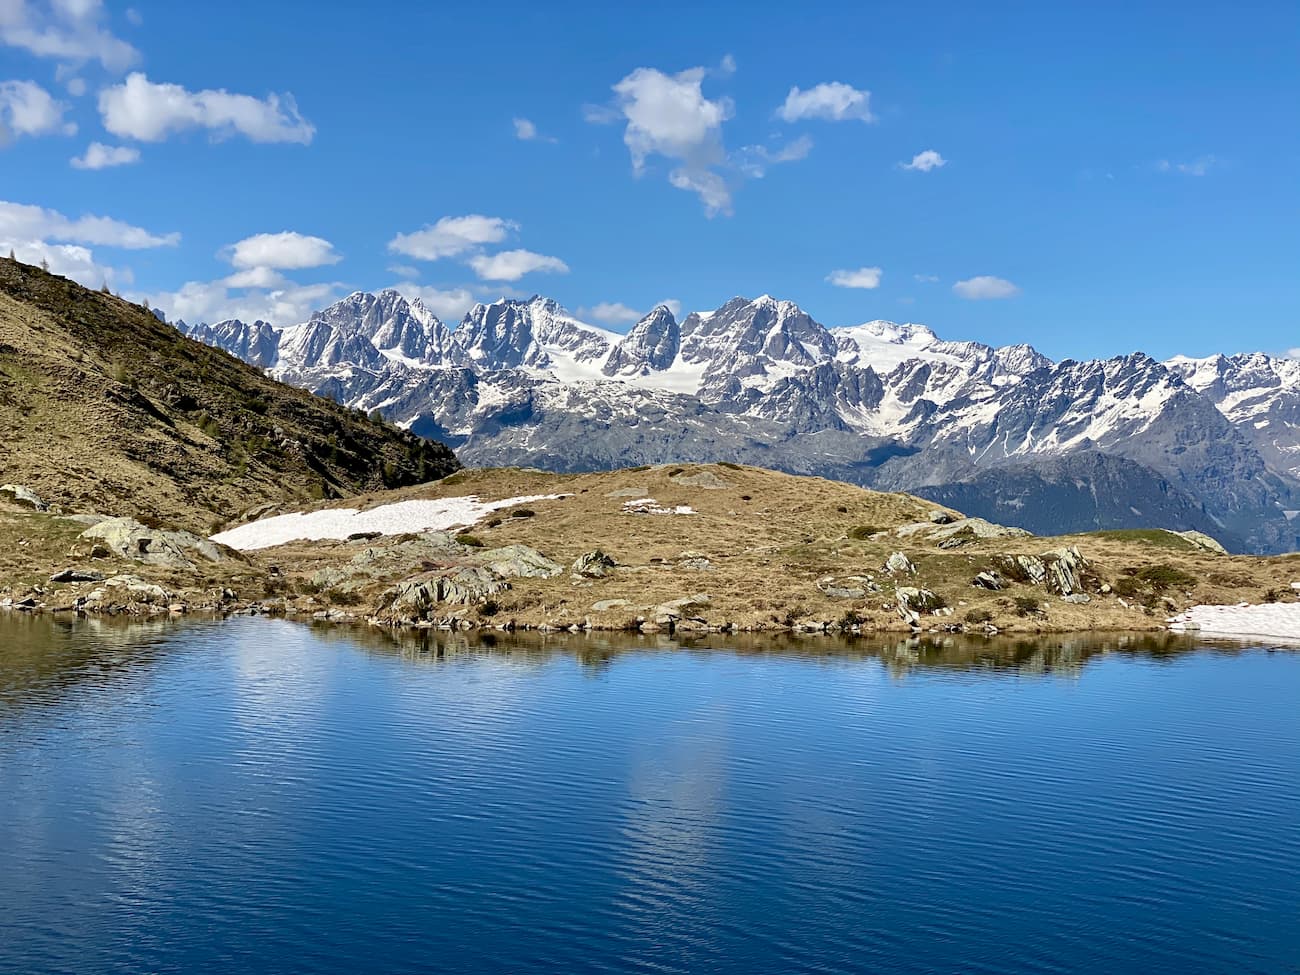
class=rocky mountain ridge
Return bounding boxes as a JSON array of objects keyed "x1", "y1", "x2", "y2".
[{"x1": 172, "y1": 289, "x2": 1300, "y2": 553}]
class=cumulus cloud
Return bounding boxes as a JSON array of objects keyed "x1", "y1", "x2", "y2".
[
  {"x1": 901, "y1": 149, "x2": 946, "y2": 172},
  {"x1": 776, "y1": 82, "x2": 874, "y2": 123},
  {"x1": 0, "y1": 199, "x2": 178, "y2": 248},
  {"x1": 0, "y1": 79, "x2": 75, "y2": 141},
  {"x1": 512, "y1": 116, "x2": 538, "y2": 140},
  {"x1": 0, "y1": 0, "x2": 139, "y2": 71},
  {"x1": 579, "y1": 301, "x2": 642, "y2": 325},
  {"x1": 70, "y1": 140, "x2": 139, "y2": 169},
  {"x1": 953, "y1": 275, "x2": 1021, "y2": 300},
  {"x1": 468, "y1": 248, "x2": 569, "y2": 282},
  {"x1": 0, "y1": 198, "x2": 177, "y2": 288},
  {"x1": 227, "y1": 231, "x2": 339, "y2": 270},
  {"x1": 658, "y1": 298, "x2": 683, "y2": 318},
  {"x1": 388, "y1": 215, "x2": 516, "y2": 261},
  {"x1": 98, "y1": 72, "x2": 315, "y2": 144},
  {"x1": 152, "y1": 278, "x2": 342, "y2": 328},
  {"x1": 1156, "y1": 155, "x2": 1217, "y2": 176},
  {"x1": 827, "y1": 266, "x2": 883, "y2": 289},
  {"x1": 594, "y1": 64, "x2": 735, "y2": 216}
]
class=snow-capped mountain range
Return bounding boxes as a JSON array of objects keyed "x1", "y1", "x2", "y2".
[{"x1": 173, "y1": 290, "x2": 1300, "y2": 553}]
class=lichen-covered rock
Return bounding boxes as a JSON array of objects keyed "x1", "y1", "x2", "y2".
[
  {"x1": 1171, "y1": 530, "x2": 1228, "y2": 555},
  {"x1": 972, "y1": 571, "x2": 1004, "y2": 591},
  {"x1": 481, "y1": 545, "x2": 564, "y2": 579},
  {"x1": 79, "y1": 518, "x2": 237, "y2": 569},
  {"x1": 572, "y1": 550, "x2": 617, "y2": 579},
  {"x1": 884, "y1": 551, "x2": 916, "y2": 575},
  {"x1": 380, "y1": 567, "x2": 511, "y2": 620},
  {"x1": 654, "y1": 593, "x2": 711, "y2": 625},
  {"x1": 1041, "y1": 546, "x2": 1087, "y2": 596}
]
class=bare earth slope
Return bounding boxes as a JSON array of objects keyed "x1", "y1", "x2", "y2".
[{"x1": 0, "y1": 258, "x2": 458, "y2": 532}]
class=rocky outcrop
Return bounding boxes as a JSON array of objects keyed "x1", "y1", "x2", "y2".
[
  {"x1": 482, "y1": 545, "x2": 564, "y2": 579},
  {"x1": 0, "y1": 484, "x2": 48, "y2": 511},
  {"x1": 884, "y1": 552, "x2": 916, "y2": 575},
  {"x1": 1041, "y1": 546, "x2": 1088, "y2": 596},
  {"x1": 379, "y1": 567, "x2": 510, "y2": 620},
  {"x1": 572, "y1": 550, "x2": 617, "y2": 579},
  {"x1": 79, "y1": 518, "x2": 238, "y2": 569}
]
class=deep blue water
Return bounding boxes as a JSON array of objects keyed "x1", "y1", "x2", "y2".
[{"x1": 0, "y1": 616, "x2": 1297, "y2": 975}]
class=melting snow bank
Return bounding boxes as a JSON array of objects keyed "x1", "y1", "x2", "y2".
[
  {"x1": 211, "y1": 495, "x2": 566, "y2": 552},
  {"x1": 621, "y1": 498, "x2": 696, "y2": 516},
  {"x1": 1168, "y1": 602, "x2": 1300, "y2": 644}
]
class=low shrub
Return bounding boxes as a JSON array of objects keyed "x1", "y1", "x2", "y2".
[
  {"x1": 455, "y1": 533, "x2": 485, "y2": 548},
  {"x1": 848, "y1": 525, "x2": 881, "y2": 540},
  {"x1": 965, "y1": 608, "x2": 994, "y2": 624},
  {"x1": 1013, "y1": 596, "x2": 1041, "y2": 617}
]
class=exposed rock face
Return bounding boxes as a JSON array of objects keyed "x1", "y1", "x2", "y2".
[
  {"x1": 885, "y1": 552, "x2": 917, "y2": 575},
  {"x1": 79, "y1": 518, "x2": 236, "y2": 569},
  {"x1": 380, "y1": 567, "x2": 510, "y2": 619},
  {"x1": 481, "y1": 545, "x2": 564, "y2": 579},
  {"x1": 1171, "y1": 530, "x2": 1229, "y2": 555},
  {"x1": 1041, "y1": 546, "x2": 1088, "y2": 596},
  {"x1": 572, "y1": 551, "x2": 617, "y2": 578},
  {"x1": 0, "y1": 484, "x2": 48, "y2": 511},
  {"x1": 603, "y1": 306, "x2": 680, "y2": 376},
  {"x1": 896, "y1": 587, "x2": 944, "y2": 623}
]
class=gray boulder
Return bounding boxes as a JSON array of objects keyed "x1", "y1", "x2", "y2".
[
  {"x1": 972, "y1": 571, "x2": 1004, "y2": 591},
  {"x1": 49, "y1": 568, "x2": 106, "y2": 583},
  {"x1": 884, "y1": 551, "x2": 917, "y2": 575},
  {"x1": 572, "y1": 550, "x2": 617, "y2": 579},
  {"x1": 481, "y1": 545, "x2": 564, "y2": 579},
  {"x1": 79, "y1": 518, "x2": 236, "y2": 569}
]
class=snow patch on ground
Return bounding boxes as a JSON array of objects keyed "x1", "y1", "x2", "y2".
[
  {"x1": 211, "y1": 495, "x2": 566, "y2": 551},
  {"x1": 1168, "y1": 599, "x2": 1300, "y2": 643},
  {"x1": 621, "y1": 498, "x2": 697, "y2": 516}
]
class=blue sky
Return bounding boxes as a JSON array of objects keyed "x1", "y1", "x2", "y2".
[{"x1": 1, "y1": 0, "x2": 1297, "y2": 360}]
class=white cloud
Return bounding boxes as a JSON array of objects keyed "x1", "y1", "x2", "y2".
[
  {"x1": 913, "y1": 273, "x2": 939, "y2": 283},
  {"x1": 1287, "y1": 348, "x2": 1300, "y2": 360},
  {"x1": 0, "y1": 198, "x2": 176, "y2": 289},
  {"x1": 0, "y1": 79, "x2": 75, "y2": 141},
  {"x1": 98, "y1": 72, "x2": 315, "y2": 144},
  {"x1": 658, "y1": 298, "x2": 682, "y2": 318},
  {"x1": 388, "y1": 214, "x2": 516, "y2": 261},
  {"x1": 718, "y1": 54, "x2": 736, "y2": 76},
  {"x1": 64, "y1": 75, "x2": 85, "y2": 95},
  {"x1": 0, "y1": 199, "x2": 178, "y2": 248},
  {"x1": 222, "y1": 266, "x2": 285, "y2": 289},
  {"x1": 227, "y1": 231, "x2": 339, "y2": 270},
  {"x1": 397, "y1": 284, "x2": 477, "y2": 322},
  {"x1": 953, "y1": 275, "x2": 1021, "y2": 300},
  {"x1": 1156, "y1": 155, "x2": 1217, "y2": 176},
  {"x1": 153, "y1": 277, "x2": 341, "y2": 327},
  {"x1": 0, "y1": 0, "x2": 139, "y2": 71},
  {"x1": 827, "y1": 266, "x2": 883, "y2": 289},
  {"x1": 512, "y1": 117, "x2": 557, "y2": 143},
  {"x1": 901, "y1": 149, "x2": 946, "y2": 172},
  {"x1": 597, "y1": 64, "x2": 735, "y2": 216},
  {"x1": 776, "y1": 82, "x2": 874, "y2": 123},
  {"x1": 388, "y1": 263, "x2": 420, "y2": 279},
  {"x1": 468, "y1": 249, "x2": 569, "y2": 282},
  {"x1": 580, "y1": 301, "x2": 642, "y2": 325},
  {"x1": 70, "y1": 140, "x2": 139, "y2": 169},
  {"x1": 737, "y1": 134, "x2": 813, "y2": 177}
]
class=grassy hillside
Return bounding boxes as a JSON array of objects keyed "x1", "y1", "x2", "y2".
[{"x1": 0, "y1": 257, "x2": 458, "y2": 531}]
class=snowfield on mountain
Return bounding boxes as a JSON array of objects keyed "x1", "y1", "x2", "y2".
[{"x1": 171, "y1": 290, "x2": 1300, "y2": 554}]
